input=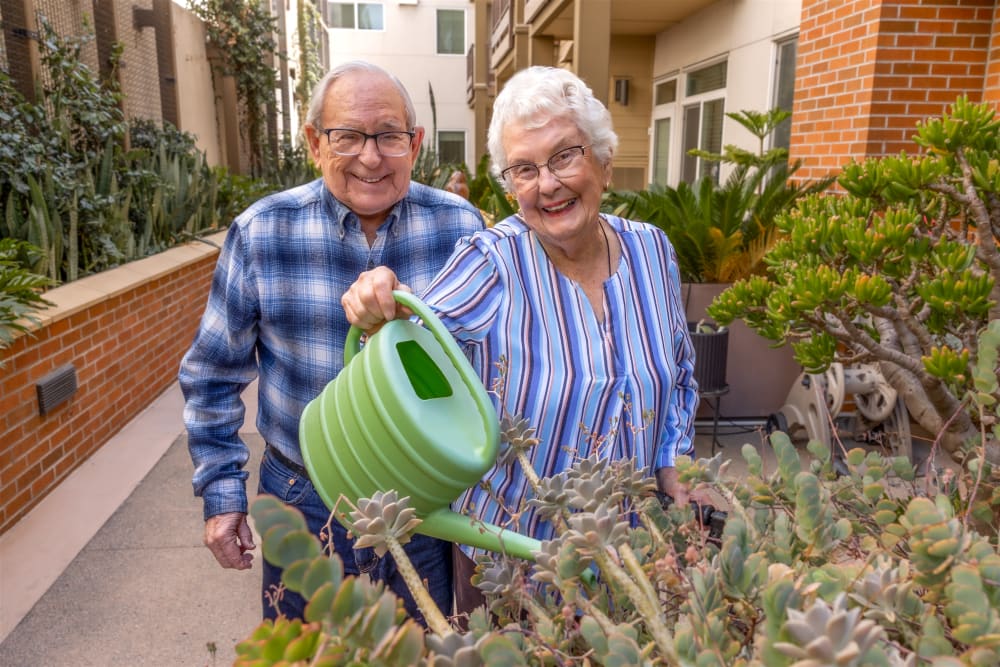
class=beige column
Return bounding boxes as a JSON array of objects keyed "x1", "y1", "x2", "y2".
[
  {"x1": 471, "y1": 0, "x2": 491, "y2": 165},
  {"x1": 529, "y1": 34, "x2": 555, "y2": 67},
  {"x1": 572, "y1": 0, "x2": 610, "y2": 106}
]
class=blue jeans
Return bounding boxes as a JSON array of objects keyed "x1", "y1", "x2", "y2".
[{"x1": 257, "y1": 447, "x2": 453, "y2": 625}]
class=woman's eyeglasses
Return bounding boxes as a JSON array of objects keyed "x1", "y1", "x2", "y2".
[{"x1": 501, "y1": 145, "x2": 590, "y2": 189}]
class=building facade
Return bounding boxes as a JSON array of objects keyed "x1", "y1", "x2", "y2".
[
  {"x1": 469, "y1": 0, "x2": 1000, "y2": 188},
  {"x1": 323, "y1": 0, "x2": 477, "y2": 167}
]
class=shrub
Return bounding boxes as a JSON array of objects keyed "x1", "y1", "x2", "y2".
[
  {"x1": 0, "y1": 239, "x2": 54, "y2": 361},
  {"x1": 707, "y1": 97, "x2": 1000, "y2": 466}
]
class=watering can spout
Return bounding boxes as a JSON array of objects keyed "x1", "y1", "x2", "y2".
[
  {"x1": 418, "y1": 508, "x2": 541, "y2": 562},
  {"x1": 300, "y1": 291, "x2": 542, "y2": 561}
]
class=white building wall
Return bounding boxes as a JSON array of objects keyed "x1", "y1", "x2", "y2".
[
  {"x1": 326, "y1": 0, "x2": 475, "y2": 167},
  {"x1": 653, "y1": 0, "x2": 800, "y2": 175}
]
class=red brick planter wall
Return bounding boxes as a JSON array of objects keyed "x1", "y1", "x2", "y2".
[
  {"x1": 0, "y1": 235, "x2": 223, "y2": 537},
  {"x1": 792, "y1": 0, "x2": 999, "y2": 182}
]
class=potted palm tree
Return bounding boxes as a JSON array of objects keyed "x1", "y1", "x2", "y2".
[{"x1": 607, "y1": 109, "x2": 834, "y2": 419}]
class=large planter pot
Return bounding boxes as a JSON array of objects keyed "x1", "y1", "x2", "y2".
[
  {"x1": 683, "y1": 283, "x2": 801, "y2": 421},
  {"x1": 688, "y1": 322, "x2": 729, "y2": 393}
]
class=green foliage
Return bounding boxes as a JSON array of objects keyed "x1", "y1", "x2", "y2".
[
  {"x1": 243, "y1": 416, "x2": 1000, "y2": 665},
  {"x1": 707, "y1": 97, "x2": 1000, "y2": 463},
  {"x1": 295, "y1": 0, "x2": 324, "y2": 127},
  {"x1": 0, "y1": 239, "x2": 55, "y2": 357},
  {"x1": 0, "y1": 20, "x2": 282, "y2": 283},
  {"x1": 607, "y1": 108, "x2": 834, "y2": 283},
  {"x1": 189, "y1": 0, "x2": 278, "y2": 178},
  {"x1": 465, "y1": 154, "x2": 520, "y2": 223}
]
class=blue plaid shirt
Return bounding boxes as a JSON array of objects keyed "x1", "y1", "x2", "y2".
[{"x1": 179, "y1": 178, "x2": 484, "y2": 519}]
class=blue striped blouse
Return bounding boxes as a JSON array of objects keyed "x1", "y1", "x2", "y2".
[{"x1": 420, "y1": 214, "x2": 698, "y2": 546}]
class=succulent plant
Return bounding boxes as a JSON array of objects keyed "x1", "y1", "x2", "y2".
[
  {"x1": 237, "y1": 295, "x2": 1000, "y2": 665},
  {"x1": 344, "y1": 489, "x2": 422, "y2": 557},
  {"x1": 773, "y1": 593, "x2": 889, "y2": 666}
]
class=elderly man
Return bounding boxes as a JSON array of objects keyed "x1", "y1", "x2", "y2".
[{"x1": 179, "y1": 61, "x2": 484, "y2": 623}]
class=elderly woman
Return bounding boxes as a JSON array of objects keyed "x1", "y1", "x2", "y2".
[{"x1": 342, "y1": 66, "x2": 699, "y2": 603}]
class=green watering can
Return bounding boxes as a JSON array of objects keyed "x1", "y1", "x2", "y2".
[{"x1": 299, "y1": 291, "x2": 541, "y2": 561}]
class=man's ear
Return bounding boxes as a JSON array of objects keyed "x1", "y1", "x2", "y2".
[
  {"x1": 304, "y1": 125, "x2": 322, "y2": 161},
  {"x1": 409, "y1": 126, "x2": 425, "y2": 161}
]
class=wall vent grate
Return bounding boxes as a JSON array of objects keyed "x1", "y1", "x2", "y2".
[{"x1": 36, "y1": 364, "x2": 78, "y2": 416}]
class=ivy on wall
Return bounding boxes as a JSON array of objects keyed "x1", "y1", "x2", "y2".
[
  {"x1": 295, "y1": 0, "x2": 324, "y2": 128},
  {"x1": 190, "y1": 0, "x2": 278, "y2": 177}
]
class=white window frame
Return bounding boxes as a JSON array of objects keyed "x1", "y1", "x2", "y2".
[
  {"x1": 436, "y1": 8, "x2": 466, "y2": 56},
  {"x1": 437, "y1": 129, "x2": 467, "y2": 166},
  {"x1": 650, "y1": 77, "x2": 678, "y2": 187},
  {"x1": 770, "y1": 34, "x2": 798, "y2": 153},
  {"x1": 649, "y1": 58, "x2": 728, "y2": 187},
  {"x1": 327, "y1": 2, "x2": 385, "y2": 31}
]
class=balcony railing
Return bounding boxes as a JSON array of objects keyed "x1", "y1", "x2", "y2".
[{"x1": 490, "y1": 0, "x2": 513, "y2": 67}]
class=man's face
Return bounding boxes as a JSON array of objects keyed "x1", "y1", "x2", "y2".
[{"x1": 305, "y1": 71, "x2": 423, "y2": 229}]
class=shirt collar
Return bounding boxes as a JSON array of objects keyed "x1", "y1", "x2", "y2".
[{"x1": 322, "y1": 186, "x2": 407, "y2": 241}]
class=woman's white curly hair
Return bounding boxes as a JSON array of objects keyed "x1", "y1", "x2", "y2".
[{"x1": 487, "y1": 66, "x2": 618, "y2": 184}]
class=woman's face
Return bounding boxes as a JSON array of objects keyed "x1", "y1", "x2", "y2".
[{"x1": 501, "y1": 116, "x2": 611, "y2": 251}]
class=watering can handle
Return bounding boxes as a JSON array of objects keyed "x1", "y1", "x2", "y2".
[{"x1": 344, "y1": 290, "x2": 486, "y2": 404}]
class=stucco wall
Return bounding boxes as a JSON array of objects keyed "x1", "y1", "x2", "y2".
[
  {"x1": 326, "y1": 0, "x2": 476, "y2": 167},
  {"x1": 171, "y1": 2, "x2": 224, "y2": 167}
]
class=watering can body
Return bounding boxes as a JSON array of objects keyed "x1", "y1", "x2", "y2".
[{"x1": 299, "y1": 291, "x2": 541, "y2": 561}]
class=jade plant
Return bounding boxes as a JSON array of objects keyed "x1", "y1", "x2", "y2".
[
  {"x1": 236, "y1": 324, "x2": 1000, "y2": 664},
  {"x1": 708, "y1": 97, "x2": 1000, "y2": 467}
]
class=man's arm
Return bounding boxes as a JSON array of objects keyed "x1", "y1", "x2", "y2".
[{"x1": 179, "y1": 224, "x2": 260, "y2": 567}]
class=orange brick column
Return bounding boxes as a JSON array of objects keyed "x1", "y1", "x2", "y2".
[
  {"x1": 791, "y1": 0, "x2": 997, "y2": 182},
  {"x1": 985, "y1": 3, "x2": 1000, "y2": 104}
]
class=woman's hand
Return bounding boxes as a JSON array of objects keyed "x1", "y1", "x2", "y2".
[
  {"x1": 341, "y1": 267, "x2": 412, "y2": 334},
  {"x1": 655, "y1": 466, "x2": 712, "y2": 508}
]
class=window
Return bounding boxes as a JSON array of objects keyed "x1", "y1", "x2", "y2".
[
  {"x1": 771, "y1": 36, "x2": 798, "y2": 153},
  {"x1": 680, "y1": 61, "x2": 726, "y2": 185},
  {"x1": 654, "y1": 80, "x2": 677, "y2": 106},
  {"x1": 328, "y1": 2, "x2": 383, "y2": 30},
  {"x1": 681, "y1": 98, "x2": 724, "y2": 184},
  {"x1": 437, "y1": 9, "x2": 465, "y2": 55},
  {"x1": 652, "y1": 118, "x2": 671, "y2": 185},
  {"x1": 437, "y1": 130, "x2": 466, "y2": 166},
  {"x1": 649, "y1": 59, "x2": 727, "y2": 187}
]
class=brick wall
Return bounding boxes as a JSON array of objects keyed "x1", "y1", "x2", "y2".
[
  {"x1": 791, "y1": 0, "x2": 999, "y2": 181},
  {"x1": 986, "y1": 3, "x2": 1000, "y2": 105},
  {"x1": 0, "y1": 235, "x2": 223, "y2": 537}
]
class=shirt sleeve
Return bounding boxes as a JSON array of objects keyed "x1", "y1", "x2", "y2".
[
  {"x1": 421, "y1": 235, "x2": 502, "y2": 342},
  {"x1": 178, "y1": 224, "x2": 260, "y2": 519},
  {"x1": 655, "y1": 239, "x2": 699, "y2": 469}
]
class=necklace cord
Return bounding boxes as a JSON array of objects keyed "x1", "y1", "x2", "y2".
[{"x1": 600, "y1": 221, "x2": 612, "y2": 277}]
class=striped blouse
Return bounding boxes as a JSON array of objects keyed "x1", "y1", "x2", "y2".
[{"x1": 420, "y1": 213, "x2": 698, "y2": 546}]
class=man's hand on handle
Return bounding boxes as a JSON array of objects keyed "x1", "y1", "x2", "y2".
[{"x1": 204, "y1": 511, "x2": 255, "y2": 570}]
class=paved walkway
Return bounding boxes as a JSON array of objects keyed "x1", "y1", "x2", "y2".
[
  {"x1": 0, "y1": 383, "x2": 262, "y2": 666},
  {"x1": 0, "y1": 380, "x2": 949, "y2": 666}
]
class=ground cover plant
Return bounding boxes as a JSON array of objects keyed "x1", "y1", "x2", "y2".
[{"x1": 237, "y1": 329, "x2": 1000, "y2": 665}]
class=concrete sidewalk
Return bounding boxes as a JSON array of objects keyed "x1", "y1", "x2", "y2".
[{"x1": 0, "y1": 383, "x2": 263, "y2": 666}]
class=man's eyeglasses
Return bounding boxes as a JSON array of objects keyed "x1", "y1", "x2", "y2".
[
  {"x1": 319, "y1": 128, "x2": 416, "y2": 157},
  {"x1": 501, "y1": 145, "x2": 591, "y2": 188}
]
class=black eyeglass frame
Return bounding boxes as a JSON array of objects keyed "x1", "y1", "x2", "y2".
[{"x1": 318, "y1": 127, "x2": 417, "y2": 156}]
